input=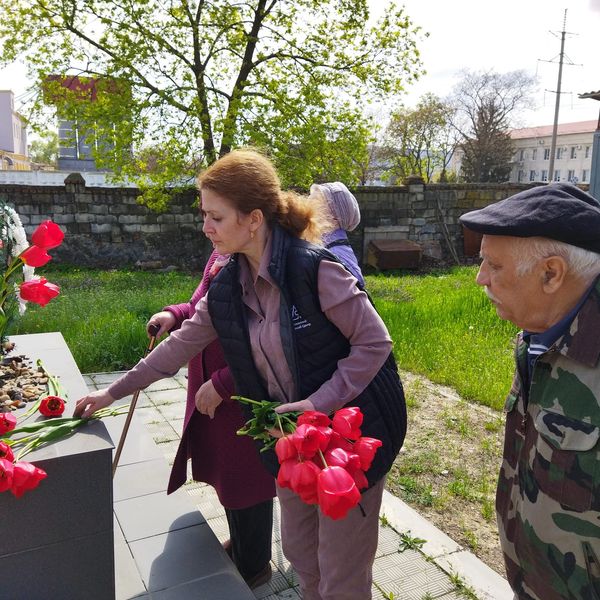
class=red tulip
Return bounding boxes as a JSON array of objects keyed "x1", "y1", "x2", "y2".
[
  {"x1": 291, "y1": 424, "x2": 329, "y2": 458},
  {"x1": 0, "y1": 458, "x2": 14, "y2": 492},
  {"x1": 332, "y1": 407, "x2": 363, "y2": 440},
  {"x1": 0, "y1": 441, "x2": 14, "y2": 463},
  {"x1": 326, "y1": 430, "x2": 354, "y2": 452},
  {"x1": 324, "y1": 447, "x2": 361, "y2": 471},
  {"x1": 297, "y1": 411, "x2": 331, "y2": 427},
  {"x1": 39, "y1": 395, "x2": 66, "y2": 417},
  {"x1": 277, "y1": 458, "x2": 297, "y2": 489},
  {"x1": 352, "y1": 437, "x2": 383, "y2": 471},
  {"x1": 31, "y1": 220, "x2": 64, "y2": 250},
  {"x1": 275, "y1": 435, "x2": 298, "y2": 463},
  {"x1": 21, "y1": 245, "x2": 52, "y2": 267},
  {"x1": 290, "y1": 460, "x2": 321, "y2": 505},
  {"x1": 19, "y1": 277, "x2": 60, "y2": 307},
  {"x1": 0, "y1": 412, "x2": 17, "y2": 435},
  {"x1": 10, "y1": 461, "x2": 47, "y2": 498},
  {"x1": 317, "y1": 465, "x2": 361, "y2": 520},
  {"x1": 348, "y1": 466, "x2": 369, "y2": 490}
]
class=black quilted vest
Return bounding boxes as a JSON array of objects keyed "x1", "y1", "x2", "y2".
[{"x1": 207, "y1": 225, "x2": 407, "y2": 486}]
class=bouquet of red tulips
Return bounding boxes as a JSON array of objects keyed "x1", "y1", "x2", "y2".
[{"x1": 236, "y1": 397, "x2": 382, "y2": 520}]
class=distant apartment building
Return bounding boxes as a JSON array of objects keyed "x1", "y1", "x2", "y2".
[
  {"x1": 509, "y1": 120, "x2": 596, "y2": 184},
  {"x1": 0, "y1": 90, "x2": 30, "y2": 171}
]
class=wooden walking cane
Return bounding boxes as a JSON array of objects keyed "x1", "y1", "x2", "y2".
[{"x1": 112, "y1": 323, "x2": 160, "y2": 477}]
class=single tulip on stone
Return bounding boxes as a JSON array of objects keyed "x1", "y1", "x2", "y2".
[{"x1": 39, "y1": 395, "x2": 66, "y2": 417}]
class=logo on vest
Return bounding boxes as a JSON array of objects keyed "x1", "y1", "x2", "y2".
[{"x1": 291, "y1": 305, "x2": 311, "y2": 330}]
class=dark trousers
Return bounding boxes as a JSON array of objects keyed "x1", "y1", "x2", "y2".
[{"x1": 224, "y1": 498, "x2": 273, "y2": 579}]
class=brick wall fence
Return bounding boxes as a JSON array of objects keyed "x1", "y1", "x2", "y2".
[{"x1": 0, "y1": 173, "x2": 582, "y2": 270}]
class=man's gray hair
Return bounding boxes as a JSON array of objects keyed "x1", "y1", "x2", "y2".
[{"x1": 513, "y1": 237, "x2": 600, "y2": 282}]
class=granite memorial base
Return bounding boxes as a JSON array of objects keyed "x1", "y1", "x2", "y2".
[{"x1": 0, "y1": 333, "x2": 115, "y2": 600}]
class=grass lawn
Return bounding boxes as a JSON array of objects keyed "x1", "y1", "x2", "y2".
[
  {"x1": 15, "y1": 266, "x2": 199, "y2": 374},
  {"x1": 18, "y1": 265, "x2": 517, "y2": 409},
  {"x1": 367, "y1": 266, "x2": 517, "y2": 410}
]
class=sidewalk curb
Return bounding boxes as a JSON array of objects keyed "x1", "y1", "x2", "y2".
[{"x1": 380, "y1": 490, "x2": 513, "y2": 600}]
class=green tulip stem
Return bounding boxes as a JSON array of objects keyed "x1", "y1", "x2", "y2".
[
  {"x1": 15, "y1": 438, "x2": 38, "y2": 461},
  {"x1": 19, "y1": 399, "x2": 42, "y2": 423},
  {"x1": 317, "y1": 449, "x2": 328, "y2": 468},
  {"x1": 231, "y1": 395, "x2": 262, "y2": 406},
  {"x1": 276, "y1": 414, "x2": 286, "y2": 436}
]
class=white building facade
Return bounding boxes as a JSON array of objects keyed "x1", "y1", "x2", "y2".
[
  {"x1": 0, "y1": 90, "x2": 29, "y2": 170},
  {"x1": 509, "y1": 120, "x2": 596, "y2": 184}
]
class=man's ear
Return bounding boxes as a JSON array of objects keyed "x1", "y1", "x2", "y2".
[{"x1": 541, "y1": 256, "x2": 568, "y2": 293}]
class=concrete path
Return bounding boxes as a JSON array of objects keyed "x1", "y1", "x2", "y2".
[{"x1": 85, "y1": 369, "x2": 513, "y2": 600}]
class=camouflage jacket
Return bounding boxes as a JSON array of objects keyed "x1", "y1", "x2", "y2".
[{"x1": 497, "y1": 278, "x2": 600, "y2": 600}]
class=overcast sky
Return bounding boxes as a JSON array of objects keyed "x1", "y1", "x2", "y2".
[
  {"x1": 2, "y1": 1, "x2": 600, "y2": 129},
  {"x1": 371, "y1": 0, "x2": 600, "y2": 128}
]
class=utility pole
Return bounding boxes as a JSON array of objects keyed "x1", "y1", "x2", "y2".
[
  {"x1": 538, "y1": 10, "x2": 580, "y2": 183},
  {"x1": 547, "y1": 10, "x2": 567, "y2": 182}
]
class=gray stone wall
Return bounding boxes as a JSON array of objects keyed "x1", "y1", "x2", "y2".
[{"x1": 0, "y1": 174, "x2": 580, "y2": 270}]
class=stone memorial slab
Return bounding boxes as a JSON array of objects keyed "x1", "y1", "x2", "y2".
[{"x1": 0, "y1": 332, "x2": 115, "y2": 600}]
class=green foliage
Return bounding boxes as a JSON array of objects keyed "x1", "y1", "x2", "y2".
[
  {"x1": 234, "y1": 396, "x2": 300, "y2": 451},
  {"x1": 366, "y1": 266, "x2": 517, "y2": 410},
  {"x1": 398, "y1": 530, "x2": 427, "y2": 552},
  {"x1": 28, "y1": 130, "x2": 58, "y2": 166},
  {"x1": 397, "y1": 475, "x2": 434, "y2": 506},
  {"x1": 1, "y1": 0, "x2": 426, "y2": 204},
  {"x1": 383, "y1": 93, "x2": 458, "y2": 183}
]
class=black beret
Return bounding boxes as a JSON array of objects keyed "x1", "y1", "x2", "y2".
[{"x1": 459, "y1": 183, "x2": 600, "y2": 254}]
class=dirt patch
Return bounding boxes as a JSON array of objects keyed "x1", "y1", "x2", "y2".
[{"x1": 386, "y1": 370, "x2": 506, "y2": 576}]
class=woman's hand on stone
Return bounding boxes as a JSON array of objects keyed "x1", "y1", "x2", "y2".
[
  {"x1": 194, "y1": 379, "x2": 224, "y2": 419},
  {"x1": 147, "y1": 311, "x2": 176, "y2": 338},
  {"x1": 74, "y1": 388, "x2": 116, "y2": 419}
]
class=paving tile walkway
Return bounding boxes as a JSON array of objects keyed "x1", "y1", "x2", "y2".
[{"x1": 85, "y1": 369, "x2": 513, "y2": 600}]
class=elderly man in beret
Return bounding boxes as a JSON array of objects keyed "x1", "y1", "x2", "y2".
[{"x1": 460, "y1": 183, "x2": 600, "y2": 600}]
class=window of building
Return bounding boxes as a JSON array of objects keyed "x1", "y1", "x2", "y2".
[
  {"x1": 583, "y1": 169, "x2": 589, "y2": 182},
  {"x1": 556, "y1": 148, "x2": 563, "y2": 160},
  {"x1": 518, "y1": 149, "x2": 525, "y2": 161},
  {"x1": 529, "y1": 170, "x2": 536, "y2": 181},
  {"x1": 544, "y1": 148, "x2": 550, "y2": 160},
  {"x1": 567, "y1": 169, "x2": 576, "y2": 182},
  {"x1": 517, "y1": 170, "x2": 525, "y2": 182},
  {"x1": 541, "y1": 170, "x2": 548, "y2": 182},
  {"x1": 570, "y1": 146, "x2": 577, "y2": 159},
  {"x1": 553, "y1": 170, "x2": 560, "y2": 181},
  {"x1": 585, "y1": 146, "x2": 591, "y2": 158},
  {"x1": 532, "y1": 148, "x2": 537, "y2": 160}
]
